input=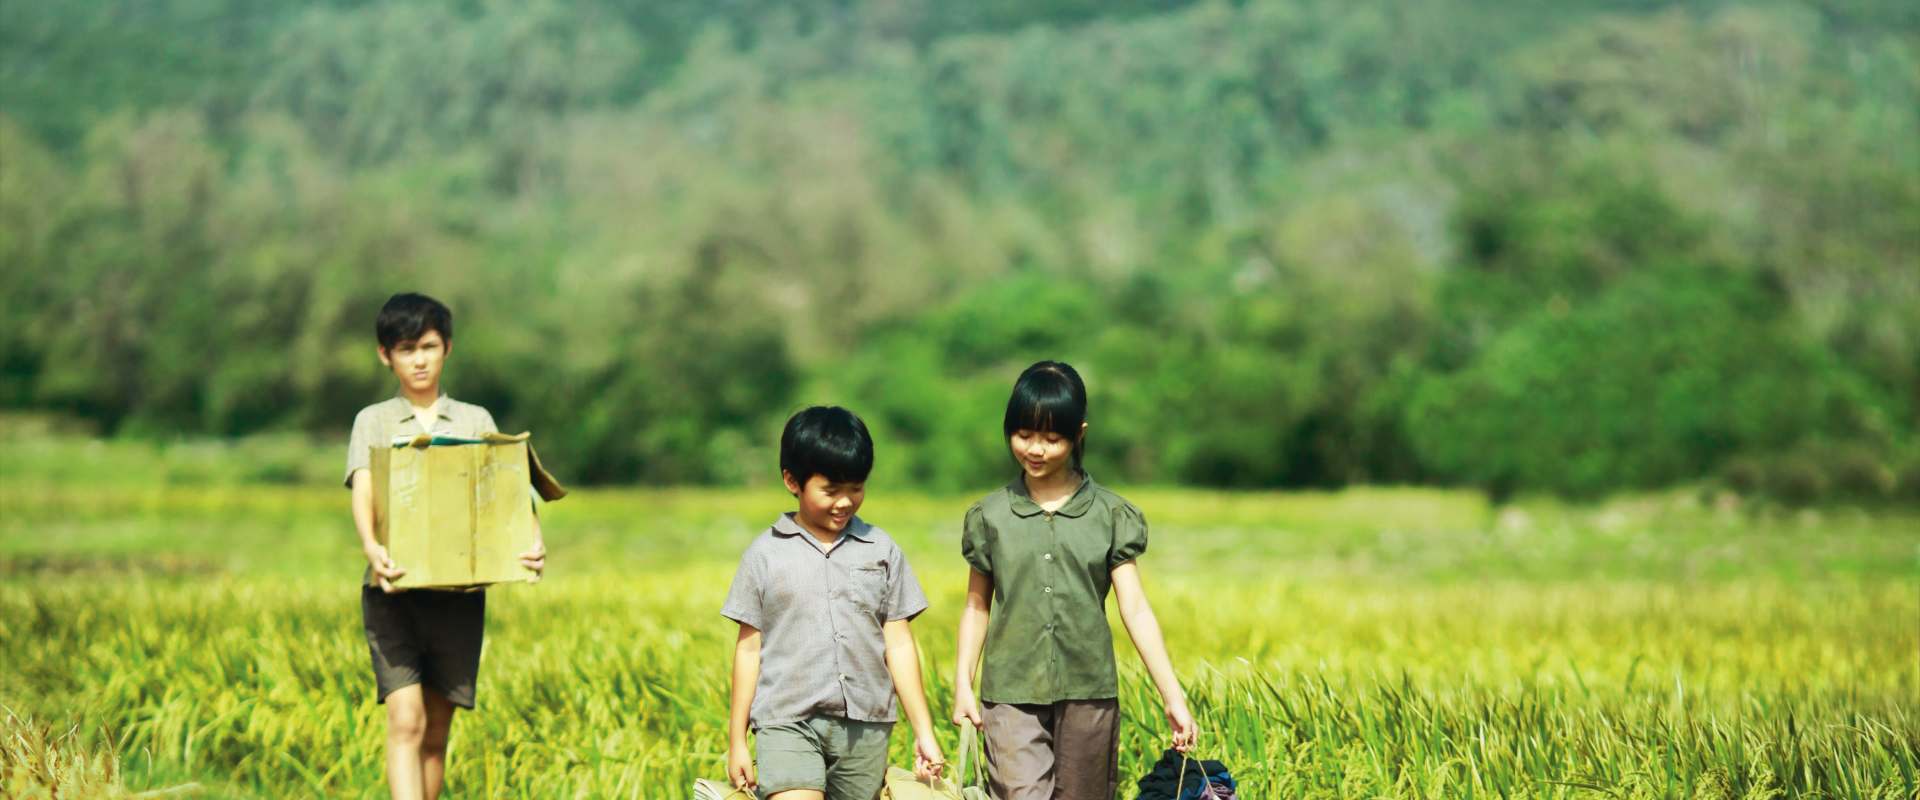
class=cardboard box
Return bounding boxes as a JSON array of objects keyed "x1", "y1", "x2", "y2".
[{"x1": 370, "y1": 432, "x2": 566, "y2": 589}]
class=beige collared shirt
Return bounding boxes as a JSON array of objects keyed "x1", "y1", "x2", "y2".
[{"x1": 343, "y1": 392, "x2": 499, "y2": 488}]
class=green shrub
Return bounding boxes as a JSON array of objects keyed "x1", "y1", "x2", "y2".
[
  {"x1": 1760, "y1": 453, "x2": 1831, "y2": 507},
  {"x1": 1406, "y1": 266, "x2": 1897, "y2": 498}
]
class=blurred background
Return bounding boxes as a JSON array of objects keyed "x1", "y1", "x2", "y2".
[{"x1": 2, "y1": 0, "x2": 1916, "y2": 499}]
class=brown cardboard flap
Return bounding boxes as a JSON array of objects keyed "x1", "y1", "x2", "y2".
[
  {"x1": 527, "y1": 444, "x2": 567, "y2": 502},
  {"x1": 484, "y1": 432, "x2": 567, "y2": 501}
]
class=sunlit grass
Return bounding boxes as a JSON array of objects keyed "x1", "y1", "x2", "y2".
[{"x1": 2, "y1": 434, "x2": 1916, "y2": 797}]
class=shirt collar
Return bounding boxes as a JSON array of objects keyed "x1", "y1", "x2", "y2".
[
  {"x1": 1006, "y1": 473, "x2": 1098, "y2": 518},
  {"x1": 390, "y1": 391, "x2": 454, "y2": 422},
  {"x1": 771, "y1": 512, "x2": 874, "y2": 543}
]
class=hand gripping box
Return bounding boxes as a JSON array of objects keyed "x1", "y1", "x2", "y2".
[{"x1": 369, "y1": 431, "x2": 566, "y2": 589}]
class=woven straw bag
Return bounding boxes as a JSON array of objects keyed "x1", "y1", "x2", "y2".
[
  {"x1": 692, "y1": 778, "x2": 753, "y2": 800},
  {"x1": 880, "y1": 723, "x2": 991, "y2": 800}
]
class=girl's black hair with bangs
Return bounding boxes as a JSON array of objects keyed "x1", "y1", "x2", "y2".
[{"x1": 1003, "y1": 360, "x2": 1089, "y2": 469}]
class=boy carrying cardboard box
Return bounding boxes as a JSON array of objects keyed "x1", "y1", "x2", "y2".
[{"x1": 344, "y1": 293, "x2": 548, "y2": 800}]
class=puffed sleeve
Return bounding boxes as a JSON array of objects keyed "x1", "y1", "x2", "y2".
[
  {"x1": 960, "y1": 503, "x2": 993, "y2": 576},
  {"x1": 1108, "y1": 500, "x2": 1149, "y2": 568}
]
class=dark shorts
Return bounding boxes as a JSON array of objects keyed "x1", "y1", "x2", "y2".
[{"x1": 361, "y1": 585, "x2": 486, "y2": 709}]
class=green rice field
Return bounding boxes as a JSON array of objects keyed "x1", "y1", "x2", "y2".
[{"x1": 2, "y1": 430, "x2": 1915, "y2": 798}]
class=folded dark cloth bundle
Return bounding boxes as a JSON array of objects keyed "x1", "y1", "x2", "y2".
[{"x1": 1135, "y1": 748, "x2": 1237, "y2": 799}]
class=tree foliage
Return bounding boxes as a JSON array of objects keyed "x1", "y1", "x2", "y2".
[{"x1": 1, "y1": 0, "x2": 1915, "y2": 497}]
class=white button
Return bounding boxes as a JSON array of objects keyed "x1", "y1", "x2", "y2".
[
  {"x1": 1043, "y1": 553, "x2": 1053, "y2": 561},
  {"x1": 1044, "y1": 586, "x2": 1052, "y2": 594}
]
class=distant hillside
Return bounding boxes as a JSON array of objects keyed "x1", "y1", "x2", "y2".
[{"x1": 1, "y1": 0, "x2": 1915, "y2": 496}]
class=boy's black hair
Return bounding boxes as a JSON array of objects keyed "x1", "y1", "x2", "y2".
[
  {"x1": 780, "y1": 406, "x2": 874, "y2": 486},
  {"x1": 376, "y1": 293, "x2": 454, "y2": 350},
  {"x1": 1003, "y1": 360, "x2": 1089, "y2": 469}
]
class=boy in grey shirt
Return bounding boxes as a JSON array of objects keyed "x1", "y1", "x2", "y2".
[{"x1": 722, "y1": 406, "x2": 942, "y2": 799}]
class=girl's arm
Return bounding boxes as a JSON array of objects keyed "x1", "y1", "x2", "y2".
[
  {"x1": 1112, "y1": 560, "x2": 1196, "y2": 751},
  {"x1": 884, "y1": 620, "x2": 945, "y2": 779},
  {"x1": 728, "y1": 624, "x2": 762, "y2": 790},
  {"x1": 952, "y1": 568, "x2": 994, "y2": 727}
]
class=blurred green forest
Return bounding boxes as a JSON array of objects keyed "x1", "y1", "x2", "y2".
[{"x1": 2, "y1": 0, "x2": 1916, "y2": 497}]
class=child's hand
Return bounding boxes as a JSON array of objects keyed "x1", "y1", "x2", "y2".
[
  {"x1": 952, "y1": 685, "x2": 983, "y2": 728},
  {"x1": 364, "y1": 544, "x2": 407, "y2": 593},
  {"x1": 727, "y1": 742, "x2": 756, "y2": 792},
  {"x1": 518, "y1": 540, "x2": 546, "y2": 581},
  {"x1": 913, "y1": 735, "x2": 945, "y2": 781},
  {"x1": 1165, "y1": 699, "x2": 1197, "y2": 753}
]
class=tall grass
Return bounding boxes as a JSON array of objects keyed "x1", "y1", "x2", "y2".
[
  {"x1": 2, "y1": 433, "x2": 1916, "y2": 797},
  {"x1": 5, "y1": 572, "x2": 1913, "y2": 798}
]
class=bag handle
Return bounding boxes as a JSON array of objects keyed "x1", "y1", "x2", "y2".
[
  {"x1": 1173, "y1": 750, "x2": 1220, "y2": 797},
  {"x1": 957, "y1": 720, "x2": 988, "y2": 788},
  {"x1": 955, "y1": 638, "x2": 991, "y2": 790},
  {"x1": 900, "y1": 726, "x2": 978, "y2": 796}
]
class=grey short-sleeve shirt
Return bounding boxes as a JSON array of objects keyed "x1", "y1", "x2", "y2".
[
  {"x1": 721, "y1": 513, "x2": 928, "y2": 729},
  {"x1": 344, "y1": 393, "x2": 499, "y2": 488}
]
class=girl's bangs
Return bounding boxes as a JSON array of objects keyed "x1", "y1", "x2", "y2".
[{"x1": 1003, "y1": 376, "x2": 1085, "y2": 436}]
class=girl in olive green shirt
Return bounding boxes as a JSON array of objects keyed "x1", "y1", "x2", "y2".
[{"x1": 952, "y1": 360, "x2": 1195, "y2": 800}]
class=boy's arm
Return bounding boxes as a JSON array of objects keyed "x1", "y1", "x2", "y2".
[
  {"x1": 728, "y1": 624, "x2": 761, "y2": 791},
  {"x1": 350, "y1": 470, "x2": 407, "y2": 591},
  {"x1": 883, "y1": 619, "x2": 943, "y2": 780},
  {"x1": 952, "y1": 568, "x2": 993, "y2": 727},
  {"x1": 1112, "y1": 560, "x2": 1195, "y2": 752},
  {"x1": 518, "y1": 510, "x2": 546, "y2": 578}
]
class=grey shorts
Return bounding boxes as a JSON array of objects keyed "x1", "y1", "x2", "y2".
[
  {"x1": 754, "y1": 715, "x2": 893, "y2": 799},
  {"x1": 361, "y1": 585, "x2": 486, "y2": 709}
]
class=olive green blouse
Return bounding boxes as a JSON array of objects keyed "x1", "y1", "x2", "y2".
[{"x1": 961, "y1": 474, "x2": 1149, "y2": 704}]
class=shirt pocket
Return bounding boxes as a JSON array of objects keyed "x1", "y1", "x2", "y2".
[{"x1": 845, "y1": 562, "x2": 889, "y2": 616}]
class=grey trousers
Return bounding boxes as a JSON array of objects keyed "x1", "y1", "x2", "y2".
[{"x1": 982, "y1": 699, "x2": 1120, "y2": 800}]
